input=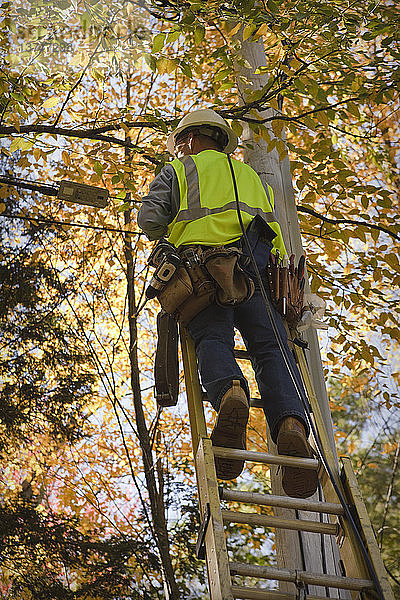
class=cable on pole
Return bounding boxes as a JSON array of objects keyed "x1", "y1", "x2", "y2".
[{"x1": 0, "y1": 175, "x2": 59, "y2": 196}]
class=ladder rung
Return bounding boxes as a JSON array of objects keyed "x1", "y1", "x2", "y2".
[
  {"x1": 229, "y1": 562, "x2": 374, "y2": 591},
  {"x1": 231, "y1": 587, "x2": 344, "y2": 600},
  {"x1": 213, "y1": 447, "x2": 319, "y2": 470},
  {"x1": 250, "y1": 398, "x2": 263, "y2": 408},
  {"x1": 222, "y1": 510, "x2": 339, "y2": 535},
  {"x1": 220, "y1": 488, "x2": 344, "y2": 515},
  {"x1": 234, "y1": 349, "x2": 250, "y2": 360}
]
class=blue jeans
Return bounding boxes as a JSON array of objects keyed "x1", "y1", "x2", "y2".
[{"x1": 187, "y1": 288, "x2": 309, "y2": 443}]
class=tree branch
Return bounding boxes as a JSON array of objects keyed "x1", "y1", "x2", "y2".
[
  {"x1": 0, "y1": 124, "x2": 160, "y2": 164},
  {"x1": 297, "y1": 205, "x2": 399, "y2": 241}
]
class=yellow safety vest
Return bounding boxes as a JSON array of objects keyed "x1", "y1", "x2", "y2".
[{"x1": 167, "y1": 149, "x2": 286, "y2": 256}]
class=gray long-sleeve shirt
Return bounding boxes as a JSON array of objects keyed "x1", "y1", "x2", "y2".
[{"x1": 137, "y1": 164, "x2": 180, "y2": 240}]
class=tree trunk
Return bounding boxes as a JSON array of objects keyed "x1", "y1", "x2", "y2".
[
  {"x1": 122, "y1": 74, "x2": 180, "y2": 599},
  {"x1": 236, "y1": 35, "x2": 348, "y2": 597},
  {"x1": 123, "y1": 225, "x2": 181, "y2": 600}
]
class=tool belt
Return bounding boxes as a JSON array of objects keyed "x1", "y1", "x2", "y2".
[
  {"x1": 266, "y1": 253, "x2": 306, "y2": 329},
  {"x1": 157, "y1": 245, "x2": 254, "y2": 325}
]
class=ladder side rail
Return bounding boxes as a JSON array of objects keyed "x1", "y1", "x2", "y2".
[
  {"x1": 292, "y1": 338, "x2": 352, "y2": 597},
  {"x1": 180, "y1": 327, "x2": 233, "y2": 600},
  {"x1": 196, "y1": 438, "x2": 234, "y2": 600},
  {"x1": 180, "y1": 326, "x2": 208, "y2": 454}
]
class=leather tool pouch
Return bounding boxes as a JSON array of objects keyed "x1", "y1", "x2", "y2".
[
  {"x1": 266, "y1": 254, "x2": 306, "y2": 329},
  {"x1": 157, "y1": 247, "x2": 216, "y2": 326},
  {"x1": 176, "y1": 247, "x2": 216, "y2": 325},
  {"x1": 154, "y1": 310, "x2": 179, "y2": 407},
  {"x1": 203, "y1": 246, "x2": 254, "y2": 306},
  {"x1": 157, "y1": 266, "x2": 193, "y2": 316}
]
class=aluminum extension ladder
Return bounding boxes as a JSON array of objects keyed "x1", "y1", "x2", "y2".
[{"x1": 179, "y1": 326, "x2": 395, "y2": 600}]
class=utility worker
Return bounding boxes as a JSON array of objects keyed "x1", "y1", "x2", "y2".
[{"x1": 138, "y1": 109, "x2": 317, "y2": 499}]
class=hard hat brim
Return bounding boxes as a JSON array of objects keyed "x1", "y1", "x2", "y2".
[{"x1": 167, "y1": 118, "x2": 238, "y2": 154}]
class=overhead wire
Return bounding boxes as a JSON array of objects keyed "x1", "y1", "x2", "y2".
[
  {"x1": 1, "y1": 212, "x2": 139, "y2": 235},
  {"x1": 227, "y1": 153, "x2": 387, "y2": 600},
  {"x1": 0, "y1": 175, "x2": 142, "y2": 234}
]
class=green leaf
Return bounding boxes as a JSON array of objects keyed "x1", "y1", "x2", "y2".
[
  {"x1": 80, "y1": 11, "x2": 91, "y2": 32},
  {"x1": 377, "y1": 197, "x2": 391, "y2": 208},
  {"x1": 194, "y1": 25, "x2": 205, "y2": 44},
  {"x1": 19, "y1": 139, "x2": 33, "y2": 151},
  {"x1": 231, "y1": 120, "x2": 243, "y2": 138},
  {"x1": 93, "y1": 161, "x2": 103, "y2": 177},
  {"x1": 267, "y1": 0, "x2": 278, "y2": 13},
  {"x1": 294, "y1": 78, "x2": 306, "y2": 93},
  {"x1": 179, "y1": 61, "x2": 192, "y2": 79},
  {"x1": 243, "y1": 24, "x2": 255, "y2": 41},
  {"x1": 315, "y1": 111, "x2": 329, "y2": 127},
  {"x1": 9, "y1": 138, "x2": 23, "y2": 152},
  {"x1": 152, "y1": 32, "x2": 166, "y2": 53},
  {"x1": 143, "y1": 53, "x2": 157, "y2": 72},
  {"x1": 385, "y1": 253, "x2": 400, "y2": 273},
  {"x1": 214, "y1": 68, "x2": 231, "y2": 82},
  {"x1": 307, "y1": 80, "x2": 319, "y2": 98},
  {"x1": 167, "y1": 29, "x2": 181, "y2": 43},
  {"x1": 117, "y1": 200, "x2": 130, "y2": 211},
  {"x1": 157, "y1": 57, "x2": 178, "y2": 74},
  {"x1": 347, "y1": 101, "x2": 360, "y2": 118},
  {"x1": 11, "y1": 92, "x2": 25, "y2": 101}
]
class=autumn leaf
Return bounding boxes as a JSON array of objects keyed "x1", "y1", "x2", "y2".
[
  {"x1": 42, "y1": 96, "x2": 60, "y2": 110},
  {"x1": 156, "y1": 57, "x2": 178, "y2": 74}
]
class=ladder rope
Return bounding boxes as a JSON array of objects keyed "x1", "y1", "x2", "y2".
[{"x1": 226, "y1": 154, "x2": 386, "y2": 600}]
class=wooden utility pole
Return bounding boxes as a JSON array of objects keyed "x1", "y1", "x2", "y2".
[{"x1": 236, "y1": 36, "x2": 348, "y2": 597}]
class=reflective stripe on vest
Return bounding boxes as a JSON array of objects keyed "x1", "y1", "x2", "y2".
[
  {"x1": 176, "y1": 155, "x2": 278, "y2": 224},
  {"x1": 167, "y1": 150, "x2": 286, "y2": 255}
]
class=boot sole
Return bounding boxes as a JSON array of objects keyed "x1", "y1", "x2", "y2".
[
  {"x1": 277, "y1": 430, "x2": 318, "y2": 498},
  {"x1": 211, "y1": 396, "x2": 249, "y2": 480}
]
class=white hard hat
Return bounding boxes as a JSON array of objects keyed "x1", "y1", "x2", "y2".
[{"x1": 166, "y1": 108, "x2": 238, "y2": 154}]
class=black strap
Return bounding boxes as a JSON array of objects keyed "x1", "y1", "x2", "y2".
[{"x1": 154, "y1": 311, "x2": 179, "y2": 407}]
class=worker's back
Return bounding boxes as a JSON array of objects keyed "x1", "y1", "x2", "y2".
[{"x1": 167, "y1": 149, "x2": 283, "y2": 250}]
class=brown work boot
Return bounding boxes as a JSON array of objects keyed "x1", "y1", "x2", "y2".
[
  {"x1": 210, "y1": 380, "x2": 249, "y2": 480},
  {"x1": 277, "y1": 417, "x2": 318, "y2": 499}
]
